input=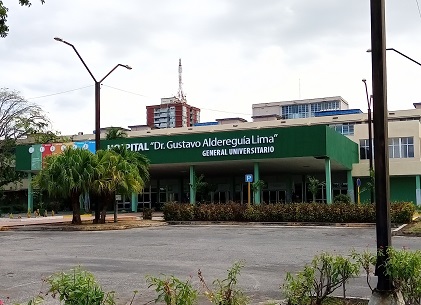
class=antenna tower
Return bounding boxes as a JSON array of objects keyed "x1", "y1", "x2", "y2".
[{"x1": 176, "y1": 58, "x2": 186, "y2": 102}]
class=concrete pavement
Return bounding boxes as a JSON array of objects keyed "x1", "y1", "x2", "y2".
[{"x1": 0, "y1": 212, "x2": 165, "y2": 230}]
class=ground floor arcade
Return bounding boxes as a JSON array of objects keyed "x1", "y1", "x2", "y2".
[{"x1": 15, "y1": 124, "x2": 361, "y2": 212}]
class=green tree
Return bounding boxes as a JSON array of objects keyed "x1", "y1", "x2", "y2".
[
  {"x1": 189, "y1": 173, "x2": 207, "y2": 204},
  {"x1": 307, "y1": 176, "x2": 325, "y2": 203},
  {"x1": 0, "y1": 88, "x2": 50, "y2": 189},
  {"x1": 105, "y1": 127, "x2": 128, "y2": 140},
  {"x1": 110, "y1": 145, "x2": 150, "y2": 184},
  {"x1": 107, "y1": 145, "x2": 149, "y2": 222},
  {"x1": 33, "y1": 148, "x2": 98, "y2": 224},
  {"x1": 0, "y1": 1, "x2": 45, "y2": 38},
  {"x1": 251, "y1": 179, "x2": 265, "y2": 204},
  {"x1": 94, "y1": 149, "x2": 146, "y2": 223}
]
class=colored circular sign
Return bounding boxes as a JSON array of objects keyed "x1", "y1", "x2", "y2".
[{"x1": 356, "y1": 178, "x2": 361, "y2": 187}]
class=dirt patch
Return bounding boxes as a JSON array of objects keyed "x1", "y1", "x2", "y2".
[{"x1": 394, "y1": 218, "x2": 421, "y2": 237}]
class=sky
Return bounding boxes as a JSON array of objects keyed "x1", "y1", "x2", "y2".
[{"x1": 1, "y1": 0, "x2": 421, "y2": 135}]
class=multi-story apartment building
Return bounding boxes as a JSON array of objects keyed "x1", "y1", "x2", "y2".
[{"x1": 146, "y1": 97, "x2": 200, "y2": 129}]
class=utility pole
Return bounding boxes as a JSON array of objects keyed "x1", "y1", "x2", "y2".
[{"x1": 369, "y1": 1, "x2": 399, "y2": 303}]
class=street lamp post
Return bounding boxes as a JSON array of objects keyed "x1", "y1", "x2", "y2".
[
  {"x1": 367, "y1": 48, "x2": 421, "y2": 67},
  {"x1": 54, "y1": 37, "x2": 132, "y2": 152},
  {"x1": 54, "y1": 37, "x2": 132, "y2": 222},
  {"x1": 362, "y1": 79, "x2": 374, "y2": 205}
]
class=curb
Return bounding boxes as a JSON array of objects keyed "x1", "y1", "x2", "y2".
[{"x1": 166, "y1": 221, "x2": 378, "y2": 227}]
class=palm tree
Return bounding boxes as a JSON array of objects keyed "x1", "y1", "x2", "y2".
[
  {"x1": 109, "y1": 146, "x2": 150, "y2": 221},
  {"x1": 105, "y1": 127, "x2": 128, "y2": 140},
  {"x1": 94, "y1": 149, "x2": 146, "y2": 223},
  {"x1": 110, "y1": 145, "x2": 150, "y2": 182},
  {"x1": 33, "y1": 148, "x2": 98, "y2": 224}
]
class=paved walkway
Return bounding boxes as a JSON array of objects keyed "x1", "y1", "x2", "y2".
[{"x1": 0, "y1": 212, "x2": 164, "y2": 229}]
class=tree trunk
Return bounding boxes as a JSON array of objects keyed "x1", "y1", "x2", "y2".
[
  {"x1": 91, "y1": 192, "x2": 100, "y2": 224},
  {"x1": 99, "y1": 193, "x2": 111, "y2": 224},
  {"x1": 71, "y1": 191, "x2": 82, "y2": 225}
]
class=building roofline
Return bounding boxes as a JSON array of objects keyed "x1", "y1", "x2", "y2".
[{"x1": 252, "y1": 96, "x2": 348, "y2": 108}]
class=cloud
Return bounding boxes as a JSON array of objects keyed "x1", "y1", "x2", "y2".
[{"x1": 1, "y1": 0, "x2": 421, "y2": 135}]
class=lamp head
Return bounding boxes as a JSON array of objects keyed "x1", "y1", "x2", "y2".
[
  {"x1": 362, "y1": 78, "x2": 367, "y2": 83},
  {"x1": 54, "y1": 37, "x2": 63, "y2": 42},
  {"x1": 366, "y1": 49, "x2": 372, "y2": 53},
  {"x1": 123, "y1": 65, "x2": 132, "y2": 70}
]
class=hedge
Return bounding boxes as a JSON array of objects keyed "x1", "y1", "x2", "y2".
[{"x1": 163, "y1": 202, "x2": 415, "y2": 224}]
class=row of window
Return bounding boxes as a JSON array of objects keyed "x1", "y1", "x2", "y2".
[
  {"x1": 310, "y1": 101, "x2": 340, "y2": 113},
  {"x1": 281, "y1": 101, "x2": 341, "y2": 119},
  {"x1": 360, "y1": 137, "x2": 414, "y2": 159},
  {"x1": 330, "y1": 123, "x2": 354, "y2": 136}
]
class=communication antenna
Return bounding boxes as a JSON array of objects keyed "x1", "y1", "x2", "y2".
[
  {"x1": 298, "y1": 78, "x2": 301, "y2": 99},
  {"x1": 176, "y1": 58, "x2": 186, "y2": 102}
]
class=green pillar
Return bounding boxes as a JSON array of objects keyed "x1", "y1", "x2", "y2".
[
  {"x1": 232, "y1": 176, "x2": 236, "y2": 202},
  {"x1": 157, "y1": 180, "x2": 160, "y2": 208},
  {"x1": 131, "y1": 192, "x2": 137, "y2": 212},
  {"x1": 253, "y1": 163, "x2": 261, "y2": 205},
  {"x1": 179, "y1": 177, "x2": 184, "y2": 203},
  {"x1": 189, "y1": 165, "x2": 196, "y2": 205},
  {"x1": 325, "y1": 158, "x2": 332, "y2": 204},
  {"x1": 27, "y1": 172, "x2": 33, "y2": 213},
  {"x1": 416, "y1": 176, "x2": 421, "y2": 206},
  {"x1": 347, "y1": 171, "x2": 355, "y2": 203}
]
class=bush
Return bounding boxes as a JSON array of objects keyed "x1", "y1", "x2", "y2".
[
  {"x1": 282, "y1": 252, "x2": 360, "y2": 305},
  {"x1": 384, "y1": 248, "x2": 421, "y2": 305},
  {"x1": 143, "y1": 208, "x2": 154, "y2": 220},
  {"x1": 199, "y1": 261, "x2": 249, "y2": 305},
  {"x1": 333, "y1": 194, "x2": 351, "y2": 204},
  {"x1": 390, "y1": 202, "x2": 416, "y2": 223},
  {"x1": 146, "y1": 275, "x2": 198, "y2": 305},
  {"x1": 163, "y1": 202, "x2": 415, "y2": 224},
  {"x1": 47, "y1": 267, "x2": 115, "y2": 305}
]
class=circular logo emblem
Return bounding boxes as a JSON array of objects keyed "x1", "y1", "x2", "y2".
[
  {"x1": 50, "y1": 145, "x2": 56, "y2": 152},
  {"x1": 28, "y1": 147, "x2": 34, "y2": 154},
  {"x1": 73, "y1": 145, "x2": 77, "y2": 149},
  {"x1": 61, "y1": 145, "x2": 66, "y2": 151},
  {"x1": 40, "y1": 146, "x2": 45, "y2": 153},
  {"x1": 83, "y1": 143, "x2": 89, "y2": 150}
]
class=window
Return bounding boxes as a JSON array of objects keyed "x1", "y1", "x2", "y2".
[
  {"x1": 389, "y1": 137, "x2": 414, "y2": 158},
  {"x1": 359, "y1": 139, "x2": 371, "y2": 160},
  {"x1": 281, "y1": 104, "x2": 309, "y2": 119},
  {"x1": 310, "y1": 101, "x2": 340, "y2": 116},
  {"x1": 330, "y1": 123, "x2": 355, "y2": 135}
]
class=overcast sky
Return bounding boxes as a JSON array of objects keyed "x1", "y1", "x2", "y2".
[{"x1": 1, "y1": 0, "x2": 421, "y2": 135}]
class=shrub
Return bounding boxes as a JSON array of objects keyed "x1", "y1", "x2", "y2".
[
  {"x1": 282, "y1": 252, "x2": 361, "y2": 305},
  {"x1": 199, "y1": 261, "x2": 249, "y2": 305},
  {"x1": 47, "y1": 266, "x2": 115, "y2": 305},
  {"x1": 384, "y1": 248, "x2": 421, "y2": 305},
  {"x1": 333, "y1": 194, "x2": 351, "y2": 204},
  {"x1": 146, "y1": 275, "x2": 198, "y2": 305},
  {"x1": 390, "y1": 202, "x2": 416, "y2": 224},
  {"x1": 163, "y1": 202, "x2": 415, "y2": 224},
  {"x1": 163, "y1": 202, "x2": 182, "y2": 221},
  {"x1": 143, "y1": 208, "x2": 153, "y2": 220}
]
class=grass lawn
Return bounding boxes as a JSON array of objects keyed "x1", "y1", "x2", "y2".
[{"x1": 400, "y1": 216, "x2": 421, "y2": 236}]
